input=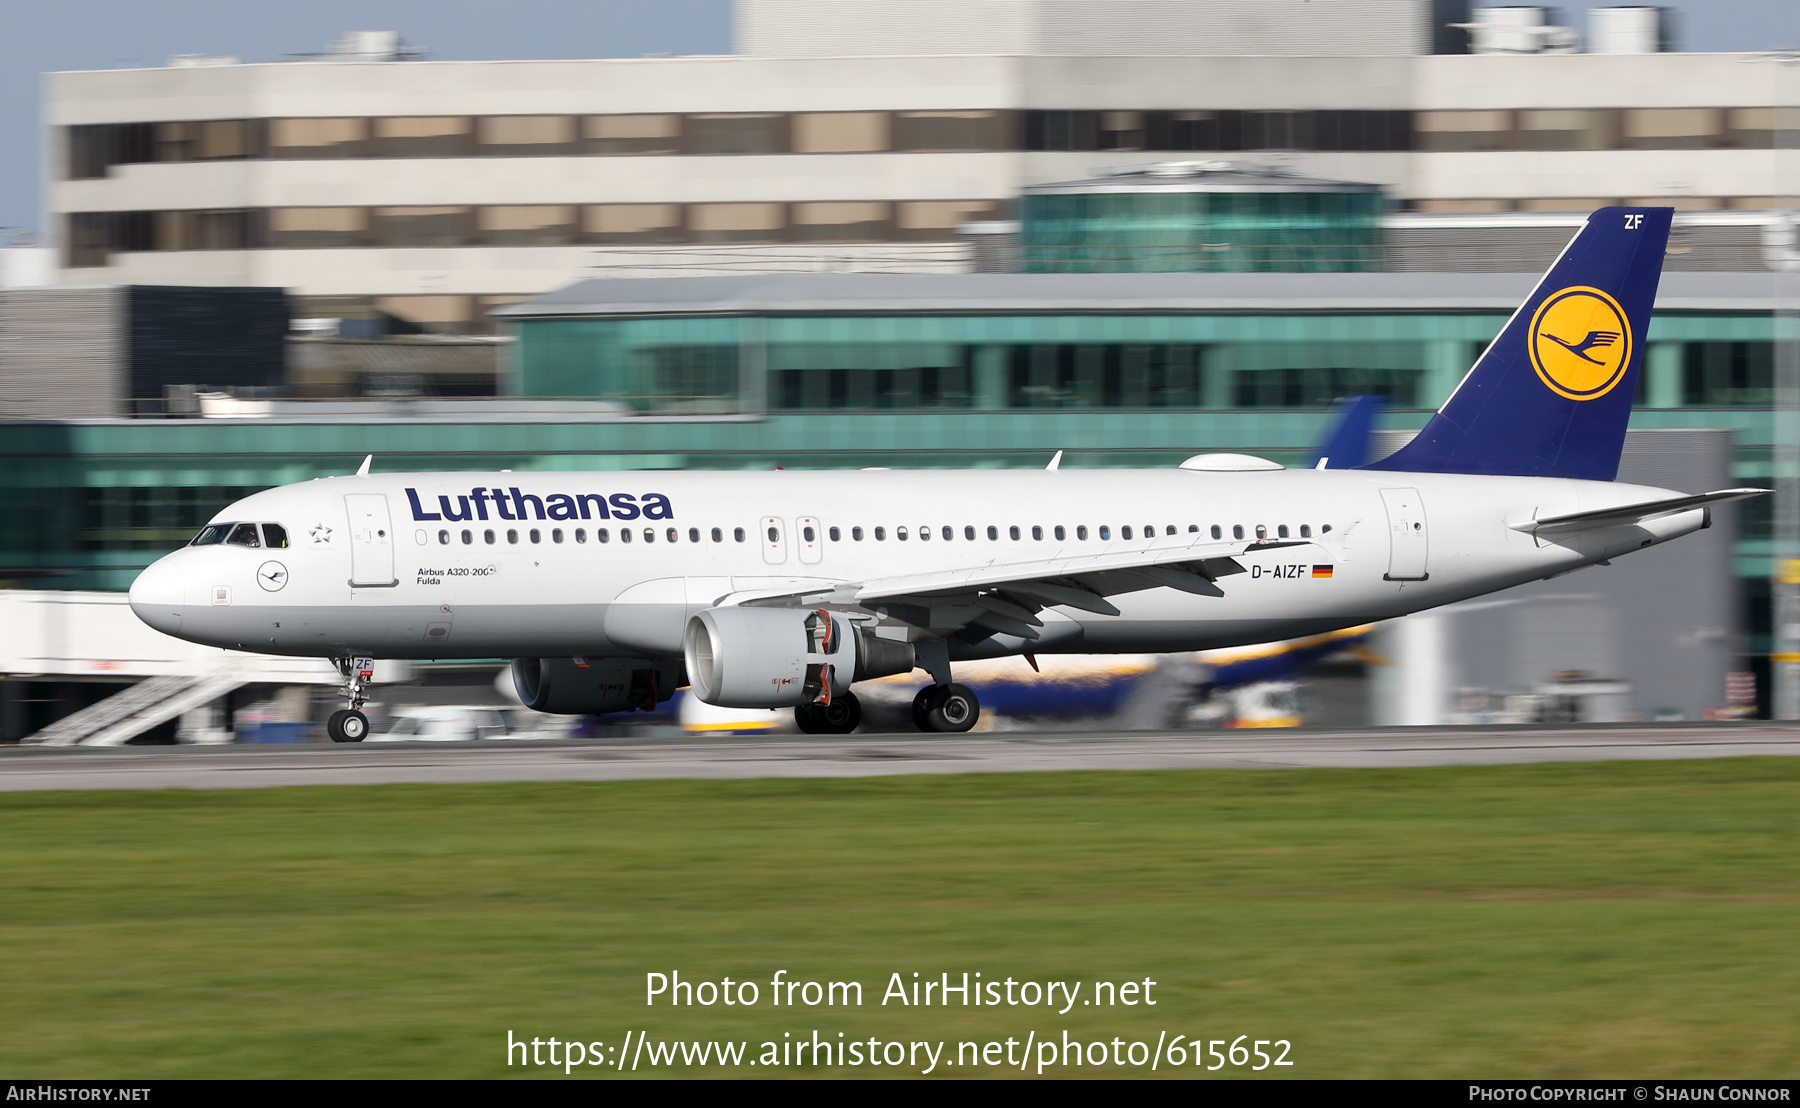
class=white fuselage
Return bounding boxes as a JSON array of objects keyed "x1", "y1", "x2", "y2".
[{"x1": 128, "y1": 467, "x2": 1704, "y2": 664}]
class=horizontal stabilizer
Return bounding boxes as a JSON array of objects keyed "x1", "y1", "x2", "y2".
[{"x1": 1510, "y1": 488, "x2": 1768, "y2": 535}]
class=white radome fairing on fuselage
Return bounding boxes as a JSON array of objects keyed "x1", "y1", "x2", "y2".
[{"x1": 127, "y1": 465, "x2": 1706, "y2": 664}]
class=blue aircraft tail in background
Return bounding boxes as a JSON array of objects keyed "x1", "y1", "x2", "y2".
[
  {"x1": 1311, "y1": 396, "x2": 1387, "y2": 470},
  {"x1": 1364, "y1": 206, "x2": 1672, "y2": 482}
]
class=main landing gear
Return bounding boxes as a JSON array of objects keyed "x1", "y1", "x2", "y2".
[
  {"x1": 795, "y1": 692, "x2": 862, "y2": 735},
  {"x1": 327, "y1": 655, "x2": 374, "y2": 743},
  {"x1": 912, "y1": 683, "x2": 980, "y2": 733}
]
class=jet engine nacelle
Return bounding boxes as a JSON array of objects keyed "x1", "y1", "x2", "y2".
[
  {"x1": 683, "y1": 606, "x2": 915, "y2": 708},
  {"x1": 510, "y1": 657, "x2": 684, "y2": 715}
]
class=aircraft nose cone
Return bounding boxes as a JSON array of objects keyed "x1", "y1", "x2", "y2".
[{"x1": 129, "y1": 556, "x2": 185, "y2": 635}]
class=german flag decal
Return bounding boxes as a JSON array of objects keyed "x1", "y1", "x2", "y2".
[{"x1": 1312, "y1": 565, "x2": 1334, "y2": 578}]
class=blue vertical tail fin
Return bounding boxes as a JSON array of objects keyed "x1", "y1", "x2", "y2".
[
  {"x1": 1364, "y1": 206, "x2": 1671, "y2": 481},
  {"x1": 1311, "y1": 396, "x2": 1387, "y2": 469}
]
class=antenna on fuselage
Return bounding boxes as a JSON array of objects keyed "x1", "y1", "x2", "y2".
[
  {"x1": 1046, "y1": 450, "x2": 1063, "y2": 471},
  {"x1": 355, "y1": 455, "x2": 372, "y2": 477}
]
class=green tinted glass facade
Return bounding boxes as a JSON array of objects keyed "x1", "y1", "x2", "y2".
[
  {"x1": 0, "y1": 308, "x2": 1786, "y2": 592},
  {"x1": 1020, "y1": 190, "x2": 1387, "y2": 273}
]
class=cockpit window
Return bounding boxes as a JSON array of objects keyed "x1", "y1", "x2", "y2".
[
  {"x1": 225, "y1": 523, "x2": 262, "y2": 548},
  {"x1": 190, "y1": 523, "x2": 231, "y2": 546},
  {"x1": 262, "y1": 524, "x2": 289, "y2": 549}
]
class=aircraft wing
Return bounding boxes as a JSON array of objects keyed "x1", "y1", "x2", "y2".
[
  {"x1": 740, "y1": 538, "x2": 1312, "y2": 640},
  {"x1": 1509, "y1": 488, "x2": 1768, "y2": 536}
]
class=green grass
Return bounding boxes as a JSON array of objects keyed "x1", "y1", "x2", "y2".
[{"x1": 2, "y1": 759, "x2": 1798, "y2": 1078}]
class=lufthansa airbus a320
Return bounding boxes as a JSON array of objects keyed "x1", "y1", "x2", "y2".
[{"x1": 129, "y1": 207, "x2": 1762, "y2": 741}]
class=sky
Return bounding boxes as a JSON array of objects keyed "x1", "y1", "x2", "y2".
[{"x1": 3, "y1": 0, "x2": 1798, "y2": 237}]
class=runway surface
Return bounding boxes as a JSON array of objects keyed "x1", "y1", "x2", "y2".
[{"x1": 1, "y1": 723, "x2": 1797, "y2": 792}]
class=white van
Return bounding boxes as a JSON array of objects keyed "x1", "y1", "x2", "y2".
[{"x1": 371, "y1": 705, "x2": 564, "y2": 742}]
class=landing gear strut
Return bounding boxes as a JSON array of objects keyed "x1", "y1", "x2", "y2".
[
  {"x1": 796, "y1": 691, "x2": 862, "y2": 735},
  {"x1": 328, "y1": 655, "x2": 374, "y2": 743},
  {"x1": 912, "y1": 683, "x2": 980, "y2": 733}
]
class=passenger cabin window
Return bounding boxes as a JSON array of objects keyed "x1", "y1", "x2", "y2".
[
  {"x1": 897, "y1": 526, "x2": 909, "y2": 541},
  {"x1": 964, "y1": 526, "x2": 976, "y2": 540},
  {"x1": 689, "y1": 528, "x2": 700, "y2": 543},
  {"x1": 191, "y1": 523, "x2": 230, "y2": 546},
  {"x1": 734, "y1": 527, "x2": 745, "y2": 542},
  {"x1": 1076, "y1": 525, "x2": 1088, "y2": 540},
  {"x1": 226, "y1": 523, "x2": 261, "y2": 548},
  {"x1": 1121, "y1": 526, "x2": 1133, "y2": 540},
  {"x1": 1054, "y1": 525, "x2": 1065, "y2": 540},
  {"x1": 1212, "y1": 525, "x2": 1223, "y2": 539},
  {"x1": 668, "y1": 528, "x2": 679, "y2": 543},
  {"x1": 576, "y1": 528, "x2": 587, "y2": 543},
  {"x1": 262, "y1": 523, "x2": 289, "y2": 548},
  {"x1": 986, "y1": 526, "x2": 998, "y2": 540},
  {"x1": 462, "y1": 529, "x2": 473, "y2": 544},
  {"x1": 553, "y1": 528, "x2": 564, "y2": 543},
  {"x1": 918, "y1": 525, "x2": 930, "y2": 541},
  {"x1": 485, "y1": 529, "x2": 497, "y2": 544},
  {"x1": 1099, "y1": 525, "x2": 1112, "y2": 540},
  {"x1": 829, "y1": 526, "x2": 841, "y2": 541},
  {"x1": 1278, "y1": 525, "x2": 1289, "y2": 538},
  {"x1": 438, "y1": 530, "x2": 449, "y2": 544},
  {"x1": 852, "y1": 527, "x2": 864, "y2": 541},
  {"x1": 1009, "y1": 525, "x2": 1021, "y2": 540},
  {"x1": 1032, "y1": 525, "x2": 1043, "y2": 540},
  {"x1": 1232, "y1": 525, "x2": 1244, "y2": 540},
  {"x1": 507, "y1": 529, "x2": 519, "y2": 544},
  {"x1": 713, "y1": 528, "x2": 724, "y2": 542},
  {"x1": 1300, "y1": 525, "x2": 1311, "y2": 538},
  {"x1": 621, "y1": 528, "x2": 632, "y2": 543},
  {"x1": 875, "y1": 527, "x2": 886, "y2": 541},
  {"x1": 598, "y1": 528, "x2": 611, "y2": 543}
]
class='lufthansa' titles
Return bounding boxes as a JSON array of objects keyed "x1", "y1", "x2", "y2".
[{"x1": 406, "y1": 487, "x2": 673, "y2": 523}]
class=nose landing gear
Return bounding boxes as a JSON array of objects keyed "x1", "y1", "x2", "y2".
[{"x1": 328, "y1": 655, "x2": 375, "y2": 743}]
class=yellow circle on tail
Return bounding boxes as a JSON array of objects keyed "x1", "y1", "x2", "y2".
[{"x1": 1528, "y1": 285, "x2": 1632, "y2": 401}]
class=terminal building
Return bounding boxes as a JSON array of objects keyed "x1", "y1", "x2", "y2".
[{"x1": 2, "y1": 1, "x2": 1794, "y2": 733}]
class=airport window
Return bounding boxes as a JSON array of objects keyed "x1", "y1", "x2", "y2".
[
  {"x1": 270, "y1": 207, "x2": 366, "y2": 248},
  {"x1": 1300, "y1": 525, "x2": 1311, "y2": 538},
  {"x1": 895, "y1": 200, "x2": 1005, "y2": 242},
  {"x1": 917, "y1": 525, "x2": 930, "y2": 541},
  {"x1": 150, "y1": 210, "x2": 257, "y2": 252},
  {"x1": 370, "y1": 116, "x2": 474, "y2": 158},
  {"x1": 1121, "y1": 525, "x2": 1133, "y2": 540},
  {"x1": 875, "y1": 527, "x2": 886, "y2": 541},
  {"x1": 1232, "y1": 365, "x2": 1419, "y2": 410},
  {"x1": 964, "y1": 526, "x2": 976, "y2": 540},
  {"x1": 270, "y1": 117, "x2": 366, "y2": 158},
  {"x1": 226, "y1": 523, "x2": 260, "y2": 547},
  {"x1": 1683, "y1": 341, "x2": 1774, "y2": 406},
  {"x1": 438, "y1": 529, "x2": 449, "y2": 544},
  {"x1": 66, "y1": 122, "x2": 155, "y2": 179},
  {"x1": 828, "y1": 526, "x2": 840, "y2": 542},
  {"x1": 793, "y1": 112, "x2": 889, "y2": 153},
  {"x1": 1076, "y1": 526, "x2": 1088, "y2": 540},
  {"x1": 734, "y1": 527, "x2": 745, "y2": 542},
  {"x1": 1624, "y1": 108, "x2": 1724, "y2": 150},
  {"x1": 478, "y1": 115, "x2": 577, "y2": 155},
  {"x1": 1232, "y1": 525, "x2": 1243, "y2": 540},
  {"x1": 686, "y1": 113, "x2": 786, "y2": 156},
  {"x1": 1099, "y1": 525, "x2": 1111, "y2": 540},
  {"x1": 792, "y1": 201, "x2": 891, "y2": 243},
  {"x1": 893, "y1": 110, "x2": 1004, "y2": 152},
  {"x1": 1054, "y1": 525, "x2": 1065, "y2": 540},
  {"x1": 1278, "y1": 524, "x2": 1289, "y2": 539},
  {"x1": 689, "y1": 527, "x2": 700, "y2": 543},
  {"x1": 1415, "y1": 110, "x2": 1513, "y2": 153},
  {"x1": 669, "y1": 528, "x2": 680, "y2": 543},
  {"x1": 1518, "y1": 109, "x2": 1618, "y2": 152},
  {"x1": 507, "y1": 529, "x2": 519, "y2": 544},
  {"x1": 897, "y1": 526, "x2": 909, "y2": 541},
  {"x1": 645, "y1": 528, "x2": 656, "y2": 543},
  {"x1": 598, "y1": 528, "x2": 610, "y2": 543},
  {"x1": 583, "y1": 204, "x2": 682, "y2": 244},
  {"x1": 1005, "y1": 343, "x2": 1202, "y2": 409},
  {"x1": 942, "y1": 526, "x2": 954, "y2": 541},
  {"x1": 373, "y1": 206, "x2": 474, "y2": 247},
  {"x1": 986, "y1": 526, "x2": 998, "y2": 540},
  {"x1": 462, "y1": 529, "x2": 473, "y2": 544},
  {"x1": 1211, "y1": 525, "x2": 1222, "y2": 539},
  {"x1": 1009, "y1": 525, "x2": 1021, "y2": 540},
  {"x1": 1098, "y1": 111, "x2": 1146, "y2": 151},
  {"x1": 713, "y1": 527, "x2": 724, "y2": 542},
  {"x1": 153, "y1": 120, "x2": 255, "y2": 162},
  {"x1": 576, "y1": 528, "x2": 587, "y2": 543},
  {"x1": 584, "y1": 114, "x2": 681, "y2": 155},
  {"x1": 852, "y1": 527, "x2": 863, "y2": 541},
  {"x1": 484, "y1": 529, "x2": 496, "y2": 544},
  {"x1": 479, "y1": 206, "x2": 577, "y2": 246},
  {"x1": 689, "y1": 203, "x2": 785, "y2": 243},
  {"x1": 262, "y1": 524, "x2": 289, "y2": 548}
]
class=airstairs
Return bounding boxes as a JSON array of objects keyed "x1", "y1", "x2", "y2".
[{"x1": 25, "y1": 673, "x2": 252, "y2": 747}]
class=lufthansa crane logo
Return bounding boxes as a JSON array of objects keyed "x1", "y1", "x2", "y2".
[{"x1": 1528, "y1": 286, "x2": 1632, "y2": 401}]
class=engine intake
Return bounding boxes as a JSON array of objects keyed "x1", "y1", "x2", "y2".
[{"x1": 684, "y1": 607, "x2": 915, "y2": 708}]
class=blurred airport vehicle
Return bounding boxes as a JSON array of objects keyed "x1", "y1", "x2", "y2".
[{"x1": 369, "y1": 704, "x2": 573, "y2": 742}]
